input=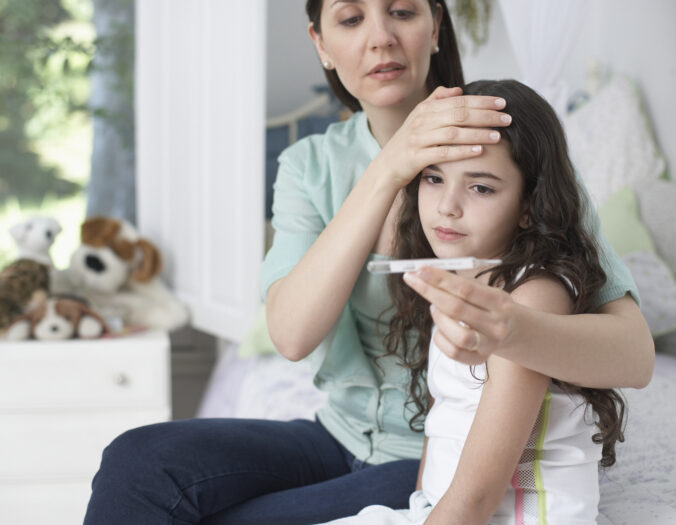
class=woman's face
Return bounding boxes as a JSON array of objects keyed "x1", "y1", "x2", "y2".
[
  {"x1": 309, "y1": 0, "x2": 441, "y2": 111},
  {"x1": 418, "y1": 143, "x2": 529, "y2": 261}
]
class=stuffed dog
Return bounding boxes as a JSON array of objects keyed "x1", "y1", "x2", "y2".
[
  {"x1": 51, "y1": 216, "x2": 189, "y2": 331},
  {"x1": 0, "y1": 217, "x2": 61, "y2": 331},
  {"x1": 5, "y1": 296, "x2": 109, "y2": 341},
  {"x1": 9, "y1": 216, "x2": 62, "y2": 266}
]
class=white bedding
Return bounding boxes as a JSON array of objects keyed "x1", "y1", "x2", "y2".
[
  {"x1": 198, "y1": 350, "x2": 676, "y2": 524},
  {"x1": 598, "y1": 352, "x2": 676, "y2": 524}
]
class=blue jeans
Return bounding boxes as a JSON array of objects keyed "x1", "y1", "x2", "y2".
[{"x1": 83, "y1": 418, "x2": 419, "y2": 524}]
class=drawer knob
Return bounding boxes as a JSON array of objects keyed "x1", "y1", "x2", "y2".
[{"x1": 114, "y1": 373, "x2": 130, "y2": 386}]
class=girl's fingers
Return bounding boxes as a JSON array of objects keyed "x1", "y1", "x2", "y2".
[{"x1": 431, "y1": 326, "x2": 487, "y2": 366}]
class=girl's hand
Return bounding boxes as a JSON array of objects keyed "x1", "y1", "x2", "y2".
[
  {"x1": 377, "y1": 86, "x2": 511, "y2": 189},
  {"x1": 403, "y1": 266, "x2": 517, "y2": 365}
]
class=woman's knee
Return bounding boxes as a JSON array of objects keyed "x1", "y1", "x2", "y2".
[{"x1": 94, "y1": 421, "x2": 177, "y2": 487}]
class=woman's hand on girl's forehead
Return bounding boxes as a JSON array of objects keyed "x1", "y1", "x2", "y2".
[
  {"x1": 403, "y1": 266, "x2": 517, "y2": 365},
  {"x1": 375, "y1": 86, "x2": 512, "y2": 190}
]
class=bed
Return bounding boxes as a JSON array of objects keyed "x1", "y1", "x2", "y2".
[{"x1": 198, "y1": 75, "x2": 676, "y2": 523}]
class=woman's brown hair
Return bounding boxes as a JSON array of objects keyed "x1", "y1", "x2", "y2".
[
  {"x1": 306, "y1": 0, "x2": 465, "y2": 112},
  {"x1": 384, "y1": 79, "x2": 625, "y2": 468}
]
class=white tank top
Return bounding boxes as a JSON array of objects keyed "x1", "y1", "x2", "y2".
[{"x1": 422, "y1": 328, "x2": 603, "y2": 524}]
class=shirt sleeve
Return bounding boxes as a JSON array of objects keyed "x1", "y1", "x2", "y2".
[
  {"x1": 260, "y1": 139, "x2": 326, "y2": 299},
  {"x1": 577, "y1": 174, "x2": 640, "y2": 310}
]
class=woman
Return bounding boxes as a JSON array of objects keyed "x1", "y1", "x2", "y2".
[{"x1": 84, "y1": 2, "x2": 653, "y2": 524}]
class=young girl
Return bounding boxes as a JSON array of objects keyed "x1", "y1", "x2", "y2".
[{"x1": 321, "y1": 79, "x2": 626, "y2": 525}]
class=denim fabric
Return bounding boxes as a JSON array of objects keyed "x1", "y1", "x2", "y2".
[{"x1": 83, "y1": 418, "x2": 419, "y2": 525}]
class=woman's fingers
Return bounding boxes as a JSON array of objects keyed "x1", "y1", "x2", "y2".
[
  {"x1": 428, "y1": 87, "x2": 507, "y2": 111},
  {"x1": 428, "y1": 86, "x2": 464, "y2": 100},
  {"x1": 431, "y1": 305, "x2": 482, "y2": 351},
  {"x1": 430, "y1": 323, "x2": 487, "y2": 366},
  {"x1": 403, "y1": 267, "x2": 513, "y2": 340},
  {"x1": 435, "y1": 105, "x2": 511, "y2": 128},
  {"x1": 408, "y1": 267, "x2": 501, "y2": 308},
  {"x1": 418, "y1": 144, "x2": 485, "y2": 165},
  {"x1": 421, "y1": 124, "x2": 501, "y2": 147},
  {"x1": 431, "y1": 92, "x2": 508, "y2": 112},
  {"x1": 379, "y1": 91, "x2": 511, "y2": 187},
  {"x1": 413, "y1": 103, "x2": 510, "y2": 131},
  {"x1": 406, "y1": 267, "x2": 518, "y2": 364}
]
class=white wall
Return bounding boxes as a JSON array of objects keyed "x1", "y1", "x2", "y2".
[
  {"x1": 137, "y1": 0, "x2": 265, "y2": 343},
  {"x1": 266, "y1": 0, "x2": 325, "y2": 117},
  {"x1": 265, "y1": 0, "x2": 676, "y2": 173}
]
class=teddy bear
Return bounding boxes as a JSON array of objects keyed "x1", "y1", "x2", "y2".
[
  {"x1": 50, "y1": 216, "x2": 189, "y2": 332},
  {"x1": 5, "y1": 296, "x2": 109, "y2": 341},
  {"x1": 0, "y1": 216, "x2": 61, "y2": 331}
]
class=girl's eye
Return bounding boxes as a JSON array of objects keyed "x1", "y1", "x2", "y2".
[
  {"x1": 422, "y1": 174, "x2": 443, "y2": 184},
  {"x1": 340, "y1": 15, "x2": 363, "y2": 27},
  {"x1": 471, "y1": 184, "x2": 494, "y2": 195},
  {"x1": 390, "y1": 10, "x2": 414, "y2": 19}
]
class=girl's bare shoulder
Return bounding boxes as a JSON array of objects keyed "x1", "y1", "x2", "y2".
[{"x1": 509, "y1": 274, "x2": 574, "y2": 315}]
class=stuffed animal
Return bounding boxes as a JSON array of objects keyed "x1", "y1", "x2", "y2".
[
  {"x1": 9, "y1": 216, "x2": 62, "y2": 266},
  {"x1": 0, "y1": 217, "x2": 61, "y2": 331},
  {"x1": 5, "y1": 296, "x2": 109, "y2": 341},
  {"x1": 51, "y1": 216, "x2": 189, "y2": 331}
]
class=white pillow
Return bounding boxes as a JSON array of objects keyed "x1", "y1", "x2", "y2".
[
  {"x1": 622, "y1": 251, "x2": 676, "y2": 337},
  {"x1": 633, "y1": 179, "x2": 676, "y2": 279},
  {"x1": 565, "y1": 76, "x2": 666, "y2": 208}
]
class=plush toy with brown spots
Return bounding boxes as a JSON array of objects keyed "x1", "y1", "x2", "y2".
[
  {"x1": 51, "y1": 216, "x2": 189, "y2": 331},
  {"x1": 5, "y1": 296, "x2": 109, "y2": 341},
  {"x1": 0, "y1": 217, "x2": 61, "y2": 331}
]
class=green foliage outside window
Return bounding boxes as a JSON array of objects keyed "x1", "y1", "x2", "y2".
[
  {"x1": 0, "y1": 0, "x2": 134, "y2": 269},
  {"x1": 0, "y1": 0, "x2": 93, "y2": 206}
]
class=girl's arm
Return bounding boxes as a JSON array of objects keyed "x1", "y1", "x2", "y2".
[
  {"x1": 404, "y1": 268, "x2": 654, "y2": 389},
  {"x1": 266, "y1": 89, "x2": 510, "y2": 361},
  {"x1": 424, "y1": 276, "x2": 570, "y2": 525}
]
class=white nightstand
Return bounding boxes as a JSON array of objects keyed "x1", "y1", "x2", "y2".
[{"x1": 0, "y1": 331, "x2": 171, "y2": 525}]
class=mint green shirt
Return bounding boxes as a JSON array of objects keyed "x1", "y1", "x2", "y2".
[{"x1": 260, "y1": 111, "x2": 639, "y2": 464}]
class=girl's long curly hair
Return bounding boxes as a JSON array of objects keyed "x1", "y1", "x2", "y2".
[{"x1": 383, "y1": 79, "x2": 626, "y2": 468}]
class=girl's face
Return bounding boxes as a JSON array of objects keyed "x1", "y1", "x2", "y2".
[
  {"x1": 309, "y1": 0, "x2": 441, "y2": 111},
  {"x1": 418, "y1": 143, "x2": 529, "y2": 262}
]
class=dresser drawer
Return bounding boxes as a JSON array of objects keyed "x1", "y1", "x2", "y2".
[
  {"x1": 0, "y1": 408, "x2": 170, "y2": 480},
  {"x1": 0, "y1": 479, "x2": 92, "y2": 525},
  {"x1": 0, "y1": 331, "x2": 170, "y2": 410}
]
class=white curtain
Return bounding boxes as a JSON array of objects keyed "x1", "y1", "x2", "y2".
[{"x1": 498, "y1": 0, "x2": 586, "y2": 115}]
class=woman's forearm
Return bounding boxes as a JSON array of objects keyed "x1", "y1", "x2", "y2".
[
  {"x1": 267, "y1": 158, "x2": 399, "y2": 361},
  {"x1": 498, "y1": 295, "x2": 654, "y2": 388}
]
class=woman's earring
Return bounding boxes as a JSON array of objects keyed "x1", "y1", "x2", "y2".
[
  {"x1": 323, "y1": 60, "x2": 333, "y2": 70},
  {"x1": 433, "y1": 45, "x2": 440, "y2": 54}
]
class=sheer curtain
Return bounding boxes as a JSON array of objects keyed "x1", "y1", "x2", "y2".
[{"x1": 498, "y1": 0, "x2": 586, "y2": 115}]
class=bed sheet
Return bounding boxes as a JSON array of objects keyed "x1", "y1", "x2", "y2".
[
  {"x1": 197, "y1": 344, "x2": 325, "y2": 421},
  {"x1": 598, "y1": 352, "x2": 676, "y2": 524}
]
